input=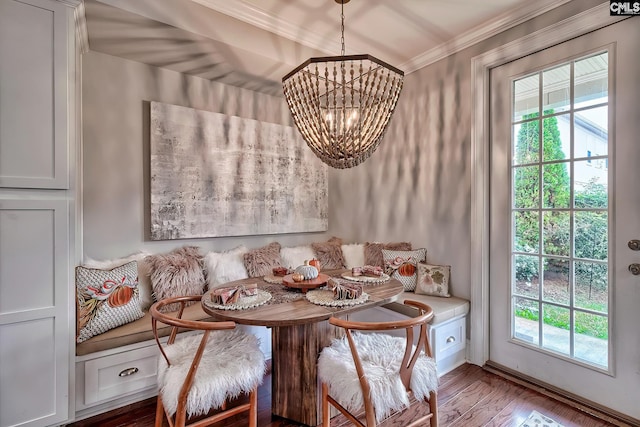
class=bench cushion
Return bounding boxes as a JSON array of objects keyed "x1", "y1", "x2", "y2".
[
  {"x1": 76, "y1": 304, "x2": 212, "y2": 356},
  {"x1": 384, "y1": 293, "x2": 469, "y2": 324}
]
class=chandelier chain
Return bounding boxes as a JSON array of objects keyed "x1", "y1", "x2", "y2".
[{"x1": 340, "y1": 2, "x2": 345, "y2": 56}]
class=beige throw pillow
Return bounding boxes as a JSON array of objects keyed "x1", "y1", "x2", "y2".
[{"x1": 415, "y1": 263, "x2": 451, "y2": 297}]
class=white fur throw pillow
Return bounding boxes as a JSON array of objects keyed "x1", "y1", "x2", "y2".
[
  {"x1": 83, "y1": 251, "x2": 154, "y2": 310},
  {"x1": 144, "y1": 246, "x2": 205, "y2": 312},
  {"x1": 204, "y1": 246, "x2": 249, "y2": 289},
  {"x1": 280, "y1": 245, "x2": 315, "y2": 270},
  {"x1": 341, "y1": 244, "x2": 365, "y2": 269}
]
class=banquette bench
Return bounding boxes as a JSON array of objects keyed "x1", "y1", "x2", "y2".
[
  {"x1": 73, "y1": 290, "x2": 469, "y2": 422},
  {"x1": 73, "y1": 241, "x2": 469, "y2": 422}
]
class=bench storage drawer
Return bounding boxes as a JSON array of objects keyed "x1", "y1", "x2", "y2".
[{"x1": 81, "y1": 344, "x2": 159, "y2": 407}]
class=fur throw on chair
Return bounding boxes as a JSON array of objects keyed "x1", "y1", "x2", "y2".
[
  {"x1": 157, "y1": 328, "x2": 265, "y2": 417},
  {"x1": 318, "y1": 332, "x2": 438, "y2": 422}
]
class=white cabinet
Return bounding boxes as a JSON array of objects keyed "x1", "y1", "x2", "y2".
[
  {"x1": 0, "y1": 0, "x2": 73, "y2": 189},
  {"x1": 0, "y1": 198, "x2": 71, "y2": 427},
  {"x1": 0, "y1": 0, "x2": 78, "y2": 425}
]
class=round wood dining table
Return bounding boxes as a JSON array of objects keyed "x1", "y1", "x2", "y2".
[{"x1": 201, "y1": 270, "x2": 404, "y2": 426}]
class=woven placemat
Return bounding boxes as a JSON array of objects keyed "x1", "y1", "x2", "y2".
[
  {"x1": 340, "y1": 272, "x2": 390, "y2": 284},
  {"x1": 263, "y1": 274, "x2": 284, "y2": 284},
  {"x1": 306, "y1": 289, "x2": 369, "y2": 307},
  {"x1": 204, "y1": 289, "x2": 271, "y2": 311}
]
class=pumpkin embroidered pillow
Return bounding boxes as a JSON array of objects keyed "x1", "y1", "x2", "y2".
[
  {"x1": 415, "y1": 263, "x2": 451, "y2": 297},
  {"x1": 76, "y1": 260, "x2": 145, "y2": 343},
  {"x1": 381, "y1": 248, "x2": 427, "y2": 291}
]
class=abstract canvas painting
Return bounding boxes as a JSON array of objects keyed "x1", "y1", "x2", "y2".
[{"x1": 150, "y1": 101, "x2": 328, "y2": 240}]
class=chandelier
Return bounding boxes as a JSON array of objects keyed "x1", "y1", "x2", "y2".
[{"x1": 282, "y1": 0, "x2": 404, "y2": 169}]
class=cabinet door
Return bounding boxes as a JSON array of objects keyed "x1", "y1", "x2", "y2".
[
  {"x1": 0, "y1": 0, "x2": 70, "y2": 189},
  {"x1": 0, "y1": 198, "x2": 71, "y2": 427}
]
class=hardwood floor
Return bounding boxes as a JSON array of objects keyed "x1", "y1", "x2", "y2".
[{"x1": 67, "y1": 363, "x2": 623, "y2": 427}]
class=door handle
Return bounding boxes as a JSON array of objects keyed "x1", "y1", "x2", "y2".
[
  {"x1": 629, "y1": 264, "x2": 640, "y2": 275},
  {"x1": 629, "y1": 240, "x2": 640, "y2": 251}
]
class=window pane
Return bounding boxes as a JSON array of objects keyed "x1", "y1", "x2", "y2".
[
  {"x1": 514, "y1": 74, "x2": 539, "y2": 121},
  {"x1": 575, "y1": 106, "x2": 608, "y2": 160},
  {"x1": 514, "y1": 211, "x2": 539, "y2": 253},
  {"x1": 575, "y1": 53, "x2": 608, "y2": 108},
  {"x1": 543, "y1": 64, "x2": 570, "y2": 113},
  {"x1": 543, "y1": 115, "x2": 569, "y2": 161},
  {"x1": 575, "y1": 261, "x2": 608, "y2": 313},
  {"x1": 543, "y1": 162, "x2": 570, "y2": 208},
  {"x1": 574, "y1": 211, "x2": 608, "y2": 260},
  {"x1": 514, "y1": 254, "x2": 539, "y2": 299},
  {"x1": 543, "y1": 211, "x2": 570, "y2": 256},
  {"x1": 543, "y1": 258, "x2": 569, "y2": 305},
  {"x1": 514, "y1": 166, "x2": 539, "y2": 208},
  {"x1": 575, "y1": 311, "x2": 608, "y2": 367},
  {"x1": 514, "y1": 297, "x2": 539, "y2": 345},
  {"x1": 574, "y1": 162, "x2": 608, "y2": 208},
  {"x1": 513, "y1": 121, "x2": 539, "y2": 165},
  {"x1": 542, "y1": 304, "x2": 570, "y2": 355}
]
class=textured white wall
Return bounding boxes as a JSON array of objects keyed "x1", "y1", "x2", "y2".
[{"x1": 82, "y1": 51, "x2": 335, "y2": 260}]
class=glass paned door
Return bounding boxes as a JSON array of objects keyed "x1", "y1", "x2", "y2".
[
  {"x1": 489, "y1": 17, "x2": 640, "y2": 421},
  {"x1": 511, "y1": 52, "x2": 609, "y2": 368}
]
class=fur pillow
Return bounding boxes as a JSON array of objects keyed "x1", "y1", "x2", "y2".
[
  {"x1": 341, "y1": 243, "x2": 365, "y2": 269},
  {"x1": 243, "y1": 242, "x2": 282, "y2": 277},
  {"x1": 204, "y1": 246, "x2": 249, "y2": 289},
  {"x1": 364, "y1": 242, "x2": 412, "y2": 267},
  {"x1": 280, "y1": 245, "x2": 316, "y2": 270},
  {"x1": 76, "y1": 261, "x2": 145, "y2": 343},
  {"x1": 144, "y1": 246, "x2": 205, "y2": 312},
  {"x1": 312, "y1": 237, "x2": 345, "y2": 270},
  {"x1": 83, "y1": 252, "x2": 154, "y2": 311}
]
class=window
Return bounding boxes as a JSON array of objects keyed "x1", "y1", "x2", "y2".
[{"x1": 511, "y1": 51, "x2": 609, "y2": 368}]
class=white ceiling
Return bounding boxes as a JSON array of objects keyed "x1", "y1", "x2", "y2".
[{"x1": 82, "y1": 0, "x2": 568, "y2": 95}]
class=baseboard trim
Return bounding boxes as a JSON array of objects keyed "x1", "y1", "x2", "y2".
[{"x1": 484, "y1": 362, "x2": 639, "y2": 427}]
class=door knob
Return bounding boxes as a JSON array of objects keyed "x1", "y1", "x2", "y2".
[
  {"x1": 629, "y1": 240, "x2": 640, "y2": 251},
  {"x1": 629, "y1": 264, "x2": 640, "y2": 275}
]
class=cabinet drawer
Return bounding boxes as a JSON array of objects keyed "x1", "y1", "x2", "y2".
[
  {"x1": 84, "y1": 345, "x2": 158, "y2": 405},
  {"x1": 431, "y1": 316, "x2": 465, "y2": 361}
]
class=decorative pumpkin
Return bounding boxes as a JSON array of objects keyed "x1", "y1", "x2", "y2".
[
  {"x1": 398, "y1": 262, "x2": 416, "y2": 277},
  {"x1": 295, "y1": 261, "x2": 319, "y2": 280},
  {"x1": 291, "y1": 273, "x2": 305, "y2": 282},
  {"x1": 309, "y1": 258, "x2": 321, "y2": 272},
  {"x1": 108, "y1": 286, "x2": 134, "y2": 307}
]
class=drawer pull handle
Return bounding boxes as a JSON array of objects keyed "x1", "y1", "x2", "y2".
[
  {"x1": 118, "y1": 367, "x2": 139, "y2": 377},
  {"x1": 446, "y1": 336, "x2": 456, "y2": 344}
]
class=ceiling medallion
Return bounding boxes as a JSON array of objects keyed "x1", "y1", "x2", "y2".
[{"x1": 282, "y1": 0, "x2": 404, "y2": 169}]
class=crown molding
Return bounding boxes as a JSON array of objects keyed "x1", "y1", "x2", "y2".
[
  {"x1": 400, "y1": 0, "x2": 575, "y2": 73},
  {"x1": 56, "y1": 0, "x2": 82, "y2": 7},
  {"x1": 192, "y1": 0, "x2": 576, "y2": 75},
  {"x1": 190, "y1": 0, "x2": 374, "y2": 56},
  {"x1": 74, "y1": 1, "x2": 89, "y2": 54}
]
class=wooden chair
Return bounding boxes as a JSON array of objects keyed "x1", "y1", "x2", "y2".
[
  {"x1": 150, "y1": 295, "x2": 265, "y2": 427},
  {"x1": 318, "y1": 300, "x2": 438, "y2": 427}
]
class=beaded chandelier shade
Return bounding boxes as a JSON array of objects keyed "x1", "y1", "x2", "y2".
[{"x1": 282, "y1": 1, "x2": 404, "y2": 169}]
